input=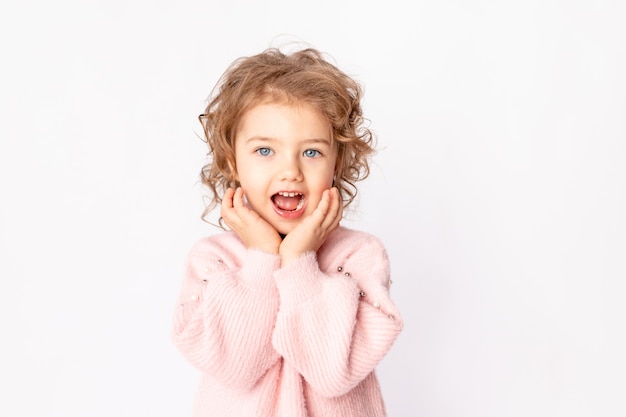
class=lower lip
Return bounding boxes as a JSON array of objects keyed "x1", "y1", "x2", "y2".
[{"x1": 272, "y1": 201, "x2": 306, "y2": 219}]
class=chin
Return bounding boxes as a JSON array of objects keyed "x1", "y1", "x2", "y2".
[
  {"x1": 272, "y1": 222, "x2": 297, "y2": 236},
  {"x1": 276, "y1": 226, "x2": 294, "y2": 236}
]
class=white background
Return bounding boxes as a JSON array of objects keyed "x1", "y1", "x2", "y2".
[{"x1": 1, "y1": 1, "x2": 625, "y2": 416}]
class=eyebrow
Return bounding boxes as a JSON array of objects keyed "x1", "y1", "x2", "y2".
[{"x1": 245, "y1": 136, "x2": 332, "y2": 146}]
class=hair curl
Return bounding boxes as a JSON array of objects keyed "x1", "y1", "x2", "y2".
[{"x1": 198, "y1": 46, "x2": 376, "y2": 224}]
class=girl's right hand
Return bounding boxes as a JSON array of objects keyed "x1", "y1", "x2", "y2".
[{"x1": 221, "y1": 187, "x2": 282, "y2": 254}]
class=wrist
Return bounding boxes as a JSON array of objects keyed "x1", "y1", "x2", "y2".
[
  {"x1": 245, "y1": 235, "x2": 281, "y2": 254},
  {"x1": 251, "y1": 243, "x2": 279, "y2": 255}
]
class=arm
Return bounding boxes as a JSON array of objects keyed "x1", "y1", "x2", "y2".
[
  {"x1": 171, "y1": 239, "x2": 282, "y2": 390},
  {"x1": 271, "y1": 236, "x2": 403, "y2": 397}
]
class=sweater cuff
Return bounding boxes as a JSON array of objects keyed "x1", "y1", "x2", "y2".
[
  {"x1": 239, "y1": 249, "x2": 281, "y2": 292},
  {"x1": 274, "y1": 252, "x2": 354, "y2": 306}
]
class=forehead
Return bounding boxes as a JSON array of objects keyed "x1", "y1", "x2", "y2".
[{"x1": 236, "y1": 101, "x2": 331, "y2": 142}]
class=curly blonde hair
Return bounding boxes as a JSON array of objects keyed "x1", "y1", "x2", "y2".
[{"x1": 198, "y1": 46, "x2": 376, "y2": 223}]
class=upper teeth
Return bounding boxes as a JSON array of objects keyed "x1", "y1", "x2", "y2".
[{"x1": 278, "y1": 192, "x2": 302, "y2": 197}]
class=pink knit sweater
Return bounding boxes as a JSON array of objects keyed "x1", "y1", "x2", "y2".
[{"x1": 172, "y1": 226, "x2": 403, "y2": 417}]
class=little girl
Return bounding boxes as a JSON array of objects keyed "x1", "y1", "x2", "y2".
[{"x1": 172, "y1": 45, "x2": 403, "y2": 417}]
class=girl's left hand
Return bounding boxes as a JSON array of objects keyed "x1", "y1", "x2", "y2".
[{"x1": 279, "y1": 187, "x2": 342, "y2": 266}]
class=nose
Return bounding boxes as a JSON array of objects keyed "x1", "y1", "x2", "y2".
[{"x1": 278, "y1": 155, "x2": 303, "y2": 182}]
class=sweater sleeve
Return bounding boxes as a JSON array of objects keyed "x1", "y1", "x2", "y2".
[
  {"x1": 271, "y1": 236, "x2": 403, "y2": 398},
  {"x1": 171, "y1": 239, "x2": 282, "y2": 390}
]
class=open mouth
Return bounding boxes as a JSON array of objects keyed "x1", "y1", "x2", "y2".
[{"x1": 272, "y1": 191, "x2": 305, "y2": 212}]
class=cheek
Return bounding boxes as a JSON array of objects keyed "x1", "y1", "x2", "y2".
[
  {"x1": 233, "y1": 155, "x2": 254, "y2": 185},
  {"x1": 325, "y1": 168, "x2": 336, "y2": 187},
  {"x1": 236, "y1": 164, "x2": 268, "y2": 195},
  {"x1": 309, "y1": 173, "x2": 335, "y2": 199}
]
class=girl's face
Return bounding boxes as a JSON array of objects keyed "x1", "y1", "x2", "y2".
[{"x1": 234, "y1": 101, "x2": 337, "y2": 235}]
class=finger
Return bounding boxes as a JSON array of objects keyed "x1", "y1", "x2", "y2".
[
  {"x1": 232, "y1": 187, "x2": 242, "y2": 206},
  {"x1": 233, "y1": 188, "x2": 251, "y2": 217},
  {"x1": 330, "y1": 195, "x2": 343, "y2": 229},
  {"x1": 221, "y1": 188, "x2": 242, "y2": 229},
  {"x1": 232, "y1": 187, "x2": 266, "y2": 229},
  {"x1": 330, "y1": 187, "x2": 343, "y2": 217},
  {"x1": 322, "y1": 188, "x2": 342, "y2": 229},
  {"x1": 222, "y1": 188, "x2": 235, "y2": 209},
  {"x1": 318, "y1": 188, "x2": 341, "y2": 233},
  {"x1": 313, "y1": 189, "x2": 331, "y2": 221},
  {"x1": 221, "y1": 188, "x2": 235, "y2": 219}
]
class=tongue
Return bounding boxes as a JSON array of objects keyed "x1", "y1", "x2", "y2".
[{"x1": 273, "y1": 195, "x2": 300, "y2": 211}]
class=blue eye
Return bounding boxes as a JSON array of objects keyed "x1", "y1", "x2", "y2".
[
  {"x1": 256, "y1": 147, "x2": 273, "y2": 156},
  {"x1": 303, "y1": 149, "x2": 320, "y2": 158}
]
